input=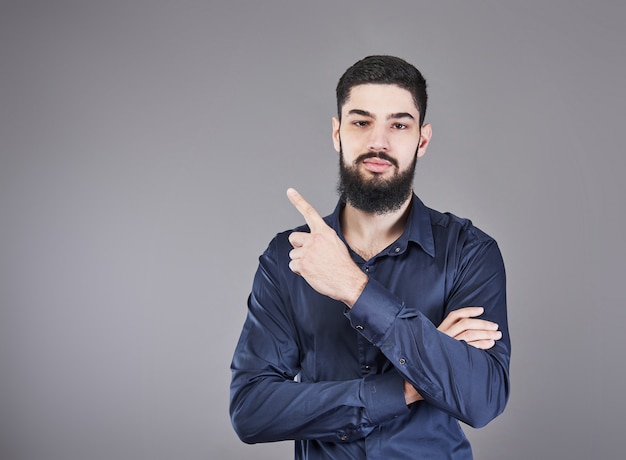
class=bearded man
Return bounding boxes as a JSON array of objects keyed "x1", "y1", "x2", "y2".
[{"x1": 230, "y1": 55, "x2": 510, "y2": 459}]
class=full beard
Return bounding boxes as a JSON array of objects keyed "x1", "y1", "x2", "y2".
[{"x1": 337, "y1": 150, "x2": 417, "y2": 215}]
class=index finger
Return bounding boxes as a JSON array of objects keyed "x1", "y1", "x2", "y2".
[{"x1": 286, "y1": 188, "x2": 326, "y2": 232}]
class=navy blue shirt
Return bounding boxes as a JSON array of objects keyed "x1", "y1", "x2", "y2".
[{"x1": 230, "y1": 195, "x2": 510, "y2": 459}]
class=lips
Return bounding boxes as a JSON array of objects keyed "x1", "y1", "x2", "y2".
[{"x1": 362, "y1": 157, "x2": 393, "y2": 173}]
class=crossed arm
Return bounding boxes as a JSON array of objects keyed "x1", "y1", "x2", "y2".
[
  {"x1": 231, "y1": 189, "x2": 508, "y2": 442},
  {"x1": 286, "y1": 188, "x2": 504, "y2": 405}
]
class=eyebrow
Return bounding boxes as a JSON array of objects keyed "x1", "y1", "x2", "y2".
[{"x1": 347, "y1": 109, "x2": 415, "y2": 120}]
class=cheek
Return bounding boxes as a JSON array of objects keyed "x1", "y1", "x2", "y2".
[{"x1": 398, "y1": 143, "x2": 420, "y2": 167}]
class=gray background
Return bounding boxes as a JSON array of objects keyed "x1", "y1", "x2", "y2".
[{"x1": 1, "y1": 1, "x2": 624, "y2": 459}]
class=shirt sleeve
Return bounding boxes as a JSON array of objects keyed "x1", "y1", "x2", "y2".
[
  {"x1": 229, "y1": 237, "x2": 409, "y2": 444},
  {"x1": 346, "y1": 238, "x2": 510, "y2": 428}
]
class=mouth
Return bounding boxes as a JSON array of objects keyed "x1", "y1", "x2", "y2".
[
  {"x1": 362, "y1": 157, "x2": 394, "y2": 174},
  {"x1": 356, "y1": 151, "x2": 398, "y2": 174}
]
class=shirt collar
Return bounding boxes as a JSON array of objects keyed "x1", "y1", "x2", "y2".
[{"x1": 326, "y1": 193, "x2": 436, "y2": 259}]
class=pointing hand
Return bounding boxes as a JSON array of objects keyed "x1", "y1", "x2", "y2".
[{"x1": 287, "y1": 188, "x2": 367, "y2": 307}]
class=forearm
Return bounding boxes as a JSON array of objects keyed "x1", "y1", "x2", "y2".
[
  {"x1": 347, "y1": 278, "x2": 510, "y2": 428},
  {"x1": 381, "y1": 310, "x2": 509, "y2": 427},
  {"x1": 230, "y1": 363, "x2": 408, "y2": 443},
  {"x1": 230, "y1": 373, "x2": 365, "y2": 443}
]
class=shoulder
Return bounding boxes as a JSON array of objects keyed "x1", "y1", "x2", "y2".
[
  {"x1": 423, "y1": 206, "x2": 503, "y2": 269},
  {"x1": 422, "y1": 207, "x2": 506, "y2": 285},
  {"x1": 427, "y1": 206, "x2": 496, "y2": 247}
]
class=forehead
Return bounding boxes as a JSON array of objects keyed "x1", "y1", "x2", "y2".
[{"x1": 342, "y1": 84, "x2": 419, "y2": 117}]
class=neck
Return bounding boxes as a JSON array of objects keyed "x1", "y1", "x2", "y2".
[{"x1": 340, "y1": 194, "x2": 413, "y2": 261}]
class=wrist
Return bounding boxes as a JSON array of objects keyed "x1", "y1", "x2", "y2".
[{"x1": 343, "y1": 270, "x2": 368, "y2": 308}]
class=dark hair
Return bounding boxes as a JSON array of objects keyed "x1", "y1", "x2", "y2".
[{"x1": 336, "y1": 55, "x2": 428, "y2": 126}]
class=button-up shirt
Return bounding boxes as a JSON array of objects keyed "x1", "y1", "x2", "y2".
[{"x1": 230, "y1": 194, "x2": 510, "y2": 459}]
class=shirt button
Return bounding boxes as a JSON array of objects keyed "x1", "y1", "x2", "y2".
[
  {"x1": 355, "y1": 325, "x2": 364, "y2": 331},
  {"x1": 363, "y1": 266, "x2": 370, "y2": 272},
  {"x1": 399, "y1": 358, "x2": 406, "y2": 365},
  {"x1": 340, "y1": 434, "x2": 348, "y2": 441},
  {"x1": 394, "y1": 247, "x2": 401, "y2": 253}
]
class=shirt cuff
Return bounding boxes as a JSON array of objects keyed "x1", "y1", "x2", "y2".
[
  {"x1": 346, "y1": 277, "x2": 403, "y2": 346},
  {"x1": 361, "y1": 371, "x2": 408, "y2": 424}
]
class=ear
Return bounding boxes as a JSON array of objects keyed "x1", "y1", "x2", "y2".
[
  {"x1": 332, "y1": 117, "x2": 341, "y2": 153},
  {"x1": 416, "y1": 123, "x2": 432, "y2": 159}
]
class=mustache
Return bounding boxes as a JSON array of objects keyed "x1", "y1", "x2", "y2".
[{"x1": 354, "y1": 151, "x2": 399, "y2": 168}]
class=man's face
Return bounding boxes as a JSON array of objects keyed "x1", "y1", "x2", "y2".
[{"x1": 332, "y1": 84, "x2": 432, "y2": 214}]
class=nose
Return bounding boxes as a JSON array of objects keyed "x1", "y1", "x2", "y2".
[{"x1": 367, "y1": 125, "x2": 390, "y2": 152}]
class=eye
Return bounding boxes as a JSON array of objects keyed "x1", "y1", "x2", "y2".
[
  {"x1": 352, "y1": 120, "x2": 369, "y2": 127},
  {"x1": 392, "y1": 122, "x2": 408, "y2": 130}
]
